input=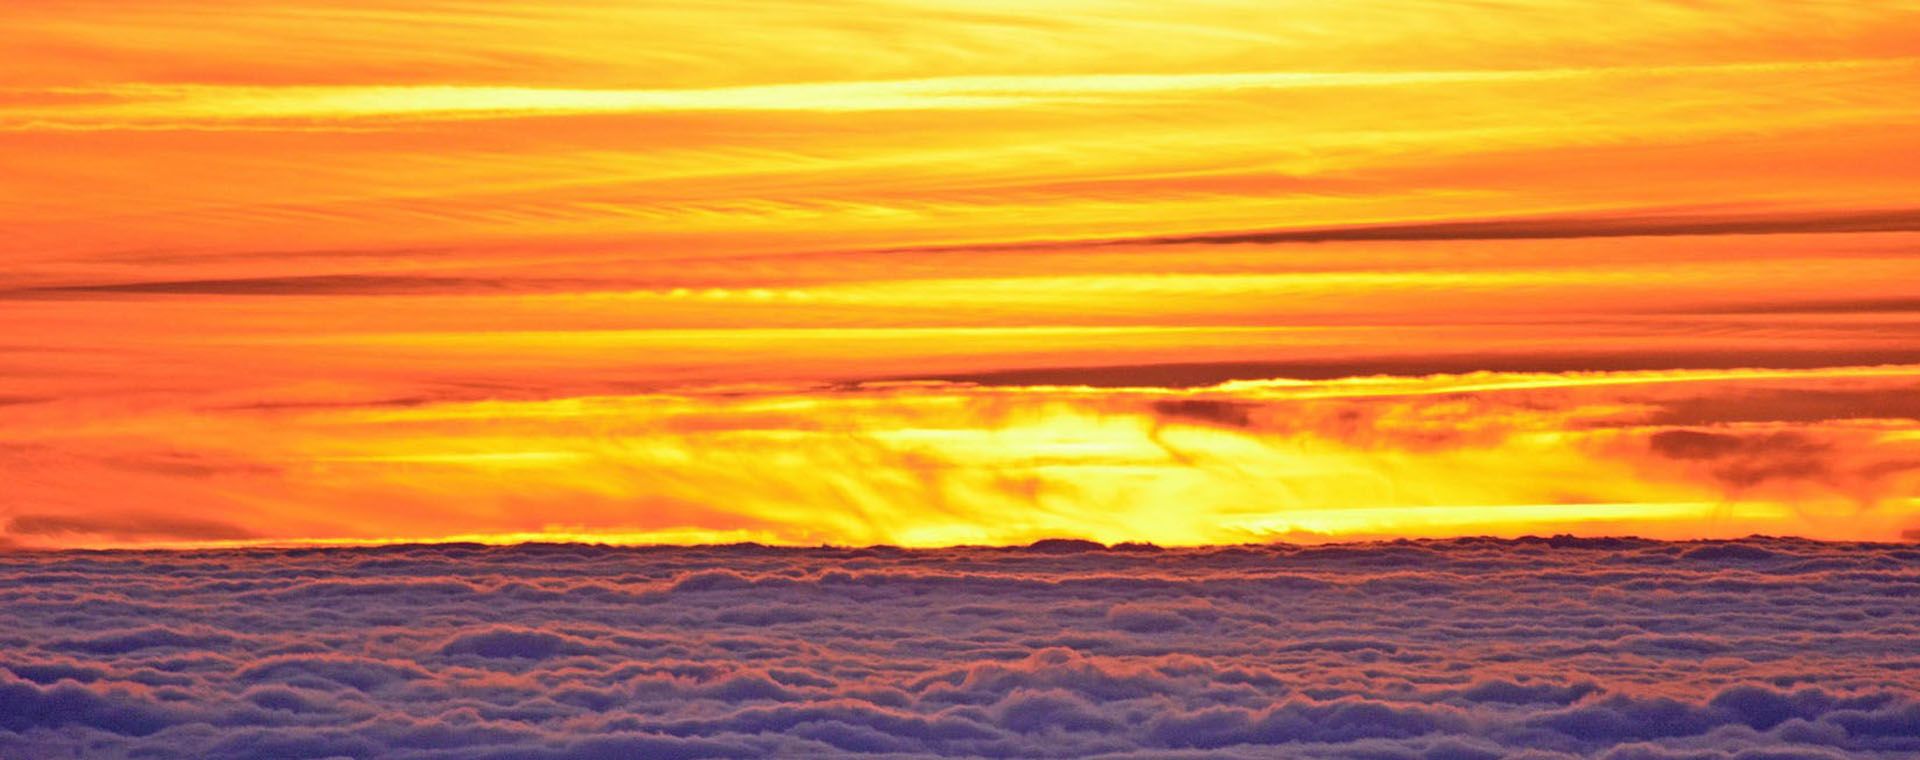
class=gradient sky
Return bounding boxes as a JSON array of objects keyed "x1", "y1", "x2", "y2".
[{"x1": 3, "y1": 0, "x2": 1919, "y2": 548}]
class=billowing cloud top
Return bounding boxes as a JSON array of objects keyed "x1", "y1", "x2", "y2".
[
  {"x1": 3, "y1": 0, "x2": 1920, "y2": 546},
  {"x1": 2, "y1": 538, "x2": 1918, "y2": 758}
]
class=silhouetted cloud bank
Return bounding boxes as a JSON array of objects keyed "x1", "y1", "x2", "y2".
[{"x1": 3, "y1": 538, "x2": 1916, "y2": 758}]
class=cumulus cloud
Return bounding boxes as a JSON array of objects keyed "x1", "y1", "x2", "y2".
[{"x1": 0, "y1": 538, "x2": 1916, "y2": 758}]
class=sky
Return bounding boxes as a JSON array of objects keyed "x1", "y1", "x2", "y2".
[{"x1": 3, "y1": 0, "x2": 1920, "y2": 548}]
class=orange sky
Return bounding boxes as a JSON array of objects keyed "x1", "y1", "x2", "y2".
[{"x1": 3, "y1": 0, "x2": 1919, "y2": 548}]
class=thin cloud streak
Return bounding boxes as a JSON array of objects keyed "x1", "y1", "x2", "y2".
[
  {"x1": 8, "y1": 58, "x2": 1914, "y2": 128},
  {"x1": 1117, "y1": 207, "x2": 1920, "y2": 245}
]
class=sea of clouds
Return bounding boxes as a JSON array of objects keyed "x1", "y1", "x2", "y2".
[{"x1": 2, "y1": 537, "x2": 1917, "y2": 759}]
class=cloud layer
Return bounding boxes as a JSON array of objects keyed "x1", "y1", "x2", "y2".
[{"x1": 2, "y1": 538, "x2": 1917, "y2": 758}]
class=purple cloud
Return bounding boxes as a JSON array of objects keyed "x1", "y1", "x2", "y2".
[{"x1": 1, "y1": 538, "x2": 1916, "y2": 758}]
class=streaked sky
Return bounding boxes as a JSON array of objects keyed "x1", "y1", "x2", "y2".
[{"x1": 3, "y1": 0, "x2": 1919, "y2": 548}]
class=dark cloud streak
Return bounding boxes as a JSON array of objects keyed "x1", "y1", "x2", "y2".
[
  {"x1": 906, "y1": 350, "x2": 1920, "y2": 387},
  {"x1": 6, "y1": 513, "x2": 256, "y2": 541},
  {"x1": 1117, "y1": 207, "x2": 1920, "y2": 246}
]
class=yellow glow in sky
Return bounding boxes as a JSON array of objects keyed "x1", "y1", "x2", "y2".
[{"x1": 3, "y1": 0, "x2": 1919, "y2": 548}]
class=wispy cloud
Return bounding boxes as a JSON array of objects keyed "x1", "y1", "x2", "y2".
[{"x1": 6, "y1": 58, "x2": 1913, "y2": 129}]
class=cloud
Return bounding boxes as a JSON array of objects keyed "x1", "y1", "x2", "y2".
[
  {"x1": 1, "y1": 274, "x2": 681, "y2": 299},
  {"x1": 1646, "y1": 430, "x2": 1833, "y2": 488},
  {"x1": 17, "y1": 61, "x2": 1913, "y2": 128},
  {"x1": 914, "y1": 352, "x2": 1920, "y2": 388},
  {"x1": 439, "y1": 627, "x2": 609, "y2": 660},
  {"x1": 5, "y1": 274, "x2": 536, "y2": 298},
  {"x1": 0, "y1": 539, "x2": 1916, "y2": 757},
  {"x1": 52, "y1": 627, "x2": 235, "y2": 656},
  {"x1": 0, "y1": 674, "x2": 184, "y2": 737},
  {"x1": 235, "y1": 655, "x2": 431, "y2": 692},
  {"x1": 6, "y1": 513, "x2": 255, "y2": 542},
  {"x1": 1104, "y1": 601, "x2": 1197, "y2": 633},
  {"x1": 1150, "y1": 399, "x2": 1256, "y2": 429},
  {"x1": 1114, "y1": 208, "x2": 1920, "y2": 247},
  {"x1": 1638, "y1": 387, "x2": 1920, "y2": 426}
]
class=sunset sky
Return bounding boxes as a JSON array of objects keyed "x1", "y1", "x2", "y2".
[{"x1": 4, "y1": 0, "x2": 1919, "y2": 548}]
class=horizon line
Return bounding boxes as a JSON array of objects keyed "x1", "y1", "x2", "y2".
[{"x1": 10, "y1": 532, "x2": 1913, "y2": 555}]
